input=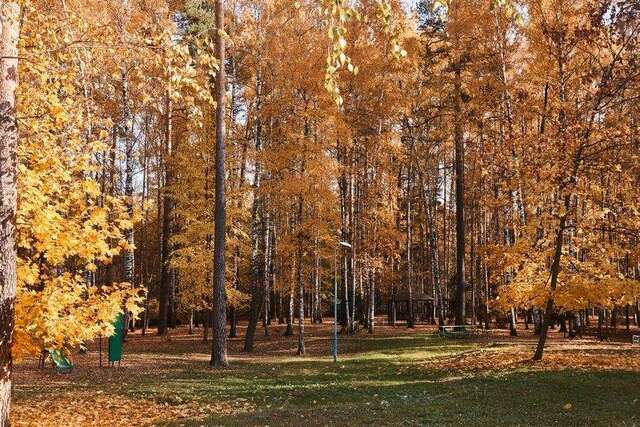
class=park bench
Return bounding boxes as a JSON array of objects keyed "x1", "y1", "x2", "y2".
[{"x1": 439, "y1": 325, "x2": 485, "y2": 339}]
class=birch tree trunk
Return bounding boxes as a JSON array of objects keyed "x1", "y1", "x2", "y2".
[
  {"x1": 0, "y1": 3, "x2": 20, "y2": 423},
  {"x1": 140, "y1": 118, "x2": 150, "y2": 335},
  {"x1": 368, "y1": 269, "x2": 375, "y2": 334},
  {"x1": 284, "y1": 261, "x2": 294, "y2": 336},
  {"x1": 263, "y1": 211, "x2": 271, "y2": 337},
  {"x1": 121, "y1": 67, "x2": 135, "y2": 337},
  {"x1": 115, "y1": 0, "x2": 135, "y2": 340}
]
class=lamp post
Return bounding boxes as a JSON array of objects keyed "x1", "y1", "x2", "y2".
[{"x1": 334, "y1": 240, "x2": 351, "y2": 363}]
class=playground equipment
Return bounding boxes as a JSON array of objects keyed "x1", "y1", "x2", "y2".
[
  {"x1": 40, "y1": 312, "x2": 124, "y2": 371},
  {"x1": 39, "y1": 349, "x2": 74, "y2": 373}
]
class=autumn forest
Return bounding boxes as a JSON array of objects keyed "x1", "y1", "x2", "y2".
[{"x1": 1, "y1": 0, "x2": 640, "y2": 425}]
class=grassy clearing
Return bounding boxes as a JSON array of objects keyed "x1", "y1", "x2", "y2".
[{"x1": 13, "y1": 324, "x2": 640, "y2": 426}]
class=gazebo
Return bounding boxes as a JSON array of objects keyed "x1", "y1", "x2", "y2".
[{"x1": 387, "y1": 289, "x2": 435, "y2": 324}]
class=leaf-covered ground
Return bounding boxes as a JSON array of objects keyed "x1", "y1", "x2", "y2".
[{"x1": 13, "y1": 323, "x2": 640, "y2": 426}]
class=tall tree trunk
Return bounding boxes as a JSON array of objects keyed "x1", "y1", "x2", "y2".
[
  {"x1": 424, "y1": 175, "x2": 445, "y2": 325},
  {"x1": 228, "y1": 247, "x2": 238, "y2": 339},
  {"x1": 263, "y1": 212, "x2": 271, "y2": 337},
  {"x1": 140, "y1": 119, "x2": 150, "y2": 335},
  {"x1": 168, "y1": 269, "x2": 176, "y2": 329},
  {"x1": 406, "y1": 158, "x2": 415, "y2": 328},
  {"x1": 158, "y1": 90, "x2": 173, "y2": 336},
  {"x1": 312, "y1": 235, "x2": 320, "y2": 323},
  {"x1": 228, "y1": 59, "x2": 244, "y2": 340},
  {"x1": 337, "y1": 140, "x2": 351, "y2": 332},
  {"x1": 203, "y1": 309, "x2": 211, "y2": 343},
  {"x1": 243, "y1": 200, "x2": 265, "y2": 348},
  {"x1": 297, "y1": 209, "x2": 305, "y2": 356},
  {"x1": 442, "y1": 161, "x2": 449, "y2": 317},
  {"x1": 118, "y1": 0, "x2": 135, "y2": 338},
  {"x1": 390, "y1": 258, "x2": 396, "y2": 326},
  {"x1": 0, "y1": 4, "x2": 20, "y2": 423},
  {"x1": 626, "y1": 304, "x2": 630, "y2": 332},
  {"x1": 284, "y1": 262, "x2": 294, "y2": 336},
  {"x1": 453, "y1": 65, "x2": 466, "y2": 326},
  {"x1": 298, "y1": 260, "x2": 305, "y2": 356},
  {"x1": 349, "y1": 169, "x2": 357, "y2": 332},
  {"x1": 296, "y1": 198, "x2": 305, "y2": 355},
  {"x1": 121, "y1": 67, "x2": 135, "y2": 339},
  {"x1": 368, "y1": 269, "x2": 375, "y2": 334},
  {"x1": 275, "y1": 228, "x2": 284, "y2": 325},
  {"x1": 343, "y1": 253, "x2": 351, "y2": 333},
  {"x1": 470, "y1": 222, "x2": 476, "y2": 325},
  {"x1": 210, "y1": 0, "x2": 228, "y2": 367},
  {"x1": 243, "y1": 69, "x2": 264, "y2": 352}
]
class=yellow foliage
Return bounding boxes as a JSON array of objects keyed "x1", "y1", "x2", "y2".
[{"x1": 13, "y1": 0, "x2": 145, "y2": 357}]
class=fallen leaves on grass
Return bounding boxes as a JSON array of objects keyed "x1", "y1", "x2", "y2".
[
  {"x1": 12, "y1": 326, "x2": 640, "y2": 425},
  {"x1": 428, "y1": 340, "x2": 640, "y2": 374},
  {"x1": 12, "y1": 391, "x2": 251, "y2": 426}
]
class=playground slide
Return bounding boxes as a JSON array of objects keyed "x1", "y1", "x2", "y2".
[{"x1": 49, "y1": 349, "x2": 73, "y2": 373}]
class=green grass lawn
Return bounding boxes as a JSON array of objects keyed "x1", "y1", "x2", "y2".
[
  {"x1": 13, "y1": 326, "x2": 640, "y2": 426},
  {"x1": 158, "y1": 338, "x2": 640, "y2": 426}
]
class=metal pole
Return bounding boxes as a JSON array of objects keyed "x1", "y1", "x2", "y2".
[{"x1": 333, "y1": 247, "x2": 338, "y2": 363}]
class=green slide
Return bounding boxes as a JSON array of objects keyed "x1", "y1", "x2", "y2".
[{"x1": 49, "y1": 349, "x2": 73, "y2": 373}]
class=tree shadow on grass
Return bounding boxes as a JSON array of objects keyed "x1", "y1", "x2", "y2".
[
  {"x1": 110, "y1": 337, "x2": 640, "y2": 427},
  {"x1": 158, "y1": 367, "x2": 640, "y2": 426}
]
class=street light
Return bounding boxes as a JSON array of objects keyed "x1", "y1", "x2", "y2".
[{"x1": 333, "y1": 240, "x2": 351, "y2": 363}]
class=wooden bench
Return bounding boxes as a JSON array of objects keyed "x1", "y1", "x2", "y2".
[{"x1": 439, "y1": 325, "x2": 485, "y2": 339}]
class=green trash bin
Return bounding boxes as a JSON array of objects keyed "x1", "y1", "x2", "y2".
[{"x1": 108, "y1": 312, "x2": 123, "y2": 365}]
